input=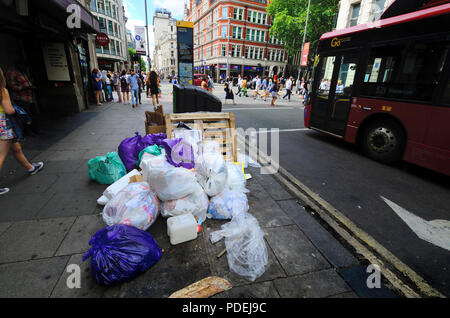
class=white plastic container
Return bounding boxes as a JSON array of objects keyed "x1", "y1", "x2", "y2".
[{"x1": 167, "y1": 214, "x2": 198, "y2": 245}]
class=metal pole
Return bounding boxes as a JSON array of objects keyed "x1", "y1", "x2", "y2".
[
  {"x1": 298, "y1": 0, "x2": 311, "y2": 82},
  {"x1": 145, "y1": 0, "x2": 151, "y2": 70},
  {"x1": 226, "y1": 17, "x2": 231, "y2": 79}
]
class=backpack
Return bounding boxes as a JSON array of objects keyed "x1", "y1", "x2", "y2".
[{"x1": 120, "y1": 76, "x2": 127, "y2": 87}]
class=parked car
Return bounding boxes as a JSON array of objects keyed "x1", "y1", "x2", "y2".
[{"x1": 193, "y1": 74, "x2": 207, "y2": 86}]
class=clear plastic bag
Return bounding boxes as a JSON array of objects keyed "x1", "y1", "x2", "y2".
[
  {"x1": 139, "y1": 151, "x2": 173, "y2": 183},
  {"x1": 161, "y1": 183, "x2": 209, "y2": 221},
  {"x1": 225, "y1": 162, "x2": 248, "y2": 192},
  {"x1": 102, "y1": 182, "x2": 160, "y2": 231},
  {"x1": 147, "y1": 166, "x2": 198, "y2": 201},
  {"x1": 207, "y1": 188, "x2": 249, "y2": 220},
  {"x1": 210, "y1": 212, "x2": 268, "y2": 282},
  {"x1": 195, "y1": 147, "x2": 228, "y2": 197}
]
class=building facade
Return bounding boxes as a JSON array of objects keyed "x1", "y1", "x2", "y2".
[
  {"x1": 153, "y1": 9, "x2": 178, "y2": 78},
  {"x1": 185, "y1": 0, "x2": 287, "y2": 82},
  {"x1": 89, "y1": 0, "x2": 128, "y2": 72},
  {"x1": 335, "y1": 0, "x2": 394, "y2": 30}
]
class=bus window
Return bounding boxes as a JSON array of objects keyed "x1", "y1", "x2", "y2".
[
  {"x1": 360, "y1": 40, "x2": 449, "y2": 102},
  {"x1": 336, "y1": 54, "x2": 358, "y2": 97},
  {"x1": 316, "y1": 56, "x2": 336, "y2": 98}
]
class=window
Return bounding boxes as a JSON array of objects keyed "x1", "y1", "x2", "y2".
[
  {"x1": 105, "y1": 0, "x2": 111, "y2": 16},
  {"x1": 99, "y1": 17, "x2": 106, "y2": 33},
  {"x1": 97, "y1": 0, "x2": 104, "y2": 14},
  {"x1": 221, "y1": 44, "x2": 227, "y2": 56},
  {"x1": 257, "y1": 12, "x2": 262, "y2": 24},
  {"x1": 317, "y1": 56, "x2": 337, "y2": 97},
  {"x1": 222, "y1": 7, "x2": 228, "y2": 19},
  {"x1": 360, "y1": 41, "x2": 449, "y2": 102},
  {"x1": 90, "y1": 0, "x2": 96, "y2": 12},
  {"x1": 247, "y1": 10, "x2": 252, "y2": 22},
  {"x1": 111, "y1": 40, "x2": 116, "y2": 55},
  {"x1": 372, "y1": 0, "x2": 386, "y2": 21},
  {"x1": 349, "y1": 3, "x2": 360, "y2": 27},
  {"x1": 222, "y1": 25, "x2": 227, "y2": 38},
  {"x1": 108, "y1": 20, "x2": 114, "y2": 36}
]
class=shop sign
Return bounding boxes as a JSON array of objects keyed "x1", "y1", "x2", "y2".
[
  {"x1": 41, "y1": 41, "x2": 71, "y2": 82},
  {"x1": 96, "y1": 33, "x2": 110, "y2": 47}
]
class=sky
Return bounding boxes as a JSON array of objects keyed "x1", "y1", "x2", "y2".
[{"x1": 123, "y1": 0, "x2": 186, "y2": 56}]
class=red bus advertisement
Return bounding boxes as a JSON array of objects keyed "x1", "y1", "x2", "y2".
[{"x1": 304, "y1": 2, "x2": 450, "y2": 176}]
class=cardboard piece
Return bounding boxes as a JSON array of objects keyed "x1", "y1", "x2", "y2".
[{"x1": 169, "y1": 276, "x2": 232, "y2": 298}]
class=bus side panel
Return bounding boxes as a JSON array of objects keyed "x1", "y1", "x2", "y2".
[
  {"x1": 404, "y1": 141, "x2": 450, "y2": 176},
  {"x1": 304, "y1": 104, "x2": 312, "y2": 128}
]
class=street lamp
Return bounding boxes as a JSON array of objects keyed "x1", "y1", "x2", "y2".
[
  {"x1": 226, "y1": 17, "x2": 231, "y2": 79},
  {"x1": 298, "y1": 0, "x2": 311, "y2": 82}
]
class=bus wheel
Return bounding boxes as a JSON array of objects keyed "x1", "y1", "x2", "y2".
[{"x1": 361, "y1": 119, "x2": 406, "y2": 164}]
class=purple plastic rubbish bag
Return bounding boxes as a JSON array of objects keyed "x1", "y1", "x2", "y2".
[
  {"x1": 140, "y1": 133, "x2": 167, "y2": 149},
  {"x1": 161, "y1": 138, "x2": 195, "y2": 169},
  {"x1": 118, "y1": 132, "x2": 142, "y2": 172},
  {"x1": 83, "y1": 224, "x2": 162, "y2": 286}
]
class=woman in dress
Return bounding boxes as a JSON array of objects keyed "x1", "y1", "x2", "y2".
[
  {"x1": 92, "y1": 68, "x2": 102, "y2": 105},
  {"x1": 149, "y1": 71, "x2": 160, "y2": 110}
]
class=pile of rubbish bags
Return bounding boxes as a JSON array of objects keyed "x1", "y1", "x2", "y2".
[{"x1": 84, "y1": 130, "x2": 267, "y2": 285}]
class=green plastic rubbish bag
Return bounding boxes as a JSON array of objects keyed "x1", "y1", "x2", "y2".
[
  {"x1": 136, "y1": 145, "x2": 162, "y2": 167},
  {"x1": 88, "y1": 152, "x2": 127, "y2": 185}
]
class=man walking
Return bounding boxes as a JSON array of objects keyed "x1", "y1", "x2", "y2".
[
  {"x1": 129, "y1": 70, "x2": 140, "y2": 108},
  {"x1": 283, "y1": 76, "x2": 293, "y2": 101}
]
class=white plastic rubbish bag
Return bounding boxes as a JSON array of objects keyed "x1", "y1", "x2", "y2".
[
  {"x1": 102, "y1": 182, "x2": 160, "y2": 231},
  {"x1": 161, "y1": 183, "x2": 209, "y2": 221},
  {"x1": 225, "y1": 162, "x2": 248, "y2": 192},
  {"x1": 147, "y1": 166, "x2": 198, "y2": 201},
  {"x1": 195, "y1": 145, "x2": 228, "y2": 197},
  {"x1": 207, "y1": 188, "x2": 249, "y2": 220},
  {"x1": 140, "y1": 151, "x2": 172, "y2": 183},
  {"x1": 210, "y1": 212, "x2": 268, "y2": 281},
  {"x1": 173, "y1": 129, "x2": 203, "y2": 159}
]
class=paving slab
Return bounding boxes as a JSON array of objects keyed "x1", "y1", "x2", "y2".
[
  {"x1": 246, "y1": 179, "x2": 295, "y2": 228},
  {"x1": 36, "y1": 159, "x2": 85, "y2": 175},
  {"x1": 48, "y1": 172, "x2": 105, "y2": 196},
  {"x1": 264, "y1": 225, "x2": 331, "y2": 276},
  {"x1": 203, "y1": 219, "x2": 286, "y2": 288},
  {"x1": 51, "y1": 253, "x2": 118, "y2": 298},
  {"x1": 5, "y1": 173, "x2": 59, "y2": 195},
  {"x1": 0, "y1": 192, "x2": 55, "y2": 222},
  {"x1": 0, "y1": 217, "x2": 76, "y2": 263},
  {"x1": 32, "y1": 149, "x2": 88, "y2": 162},
  {"x1": 0, "y1": 222, "x2": 12, "y2": 237},
  {"x1": 56, "y1": 214, "x2": 105, "y2": 256},
  {"x1": 0, "y1": 256, "x2": 69, "y2": 298},
  {"x1": 248, "y1": 166, "x2": 294, "y2": 201},
  {"x1": 277, "y1": 200, "x2": 359, "y2": 268},
  {"x1": 36, "y1": 192, "x2": 99, "y2": 219},
  {"x1": 273, "y1": 269, "x2": 353, "y2": 298},
  {"x1": 213, "y1": 281, "x2": 280, "y2": 298}
]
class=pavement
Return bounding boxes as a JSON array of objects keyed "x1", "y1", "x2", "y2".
[{"x1": 0, "y1": 83, "x2": 398, "y2": 298}]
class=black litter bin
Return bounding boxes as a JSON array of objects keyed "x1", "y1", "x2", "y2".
[{"x1": 173, "y1": 84, "x2": 222, "y2": 113}]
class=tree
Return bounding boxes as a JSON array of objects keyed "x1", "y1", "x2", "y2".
[
  {"x1": 267, "y1": 0, "x2": 338, "y2": 61},
  {"x1": 140, "y1": 57, "x2": 147, "y2": 72}
]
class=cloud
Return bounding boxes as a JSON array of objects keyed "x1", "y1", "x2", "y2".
[{"x1": 154, "y1": 0, "x2": 186, "y2": 19}]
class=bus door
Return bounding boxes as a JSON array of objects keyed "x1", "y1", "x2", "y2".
[{"x1": 310, "y1": 51, "x2": 359, "y2": 136}]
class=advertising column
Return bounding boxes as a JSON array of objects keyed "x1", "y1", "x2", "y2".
[{"x1": 176, "y1": 21, "x2": 194, "y2": 85}]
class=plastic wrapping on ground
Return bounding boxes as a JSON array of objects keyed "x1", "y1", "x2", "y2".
[
  {"x1": 147, "y1": 165, "x2": 198, "y2": 201},
  {"x1": 225, "y1": 162, "x2": 248, "y2": 192},
  {"x1": 83, "y1": 224, "x2": 162, "y2": 286},
  {"x1": 210, "y1": 212, "x2": 268, "y2": 282},
  {"x1": 102, "y1": 182, "x2": 160, "y2": 231},
  {"x1": 207, "y1": 188, "x2": 249, "y2": 220},
  {"x1": 195, "y1": 144, "x2": 228, "y2": 197},
  {"x1": 88, "y1": 152, "x2": 127, "y2": 185},
  {"x1": 161, "y1": 183, "x2": 209, "y2": 221},
  {"x1": 161, "y1": 138, "x2": 195, "y2": 169}
]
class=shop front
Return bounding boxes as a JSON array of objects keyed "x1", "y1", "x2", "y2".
[{"x1": 0, "y1": 0, "x2": 100, "y2": 116}]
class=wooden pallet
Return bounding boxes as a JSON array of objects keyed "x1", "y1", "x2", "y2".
[{"x1": 165, "y1": 112, "x2": 238, "y2": 162}]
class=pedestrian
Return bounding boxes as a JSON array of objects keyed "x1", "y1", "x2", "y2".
[
  {"x1": 7, "y1": 62, "x2": 41, "y2": 135},
  {"x1": 105, "y1": 73, "x2": 113, "y2": 102},
  {"x1": 269, "y1": 79, "x2": 279, "y2": 107},
  {"x1": 239, "y1": 77, "x2": 248, "y2": 97},
  {"x1": 282, "y1": 76, "x2": 293, "y2": 101},
  {"x1": 336, "y1": 79, "x2": 344, "y2": 94},
  {"x1": 224, "y1": 80, "x2": 235, "y2": 105},
  {"x1": 253, "y1": 75, "x2": 262, "y2": 100},
  {"x1": 120, "y1": 70, "x2": 130, "y2": 104},
  {"x1": 145, "y1": 71, "x2": 151, "y2": 98},
  {"x1": 236, "y1": 75, "x2": 242, "y2": 95},
  {"x1": 129, "y1": 70, "x2": 140, "y2": 108},
  {"x1": 137, "y1": 71, "x2": 144, "y2": 105},
  {"x1": 101, "y1": 70, "x2": 108, "y2": 103},
  {"x1": 113, "y1": 72, "x2": 122, "y2": 103},
  {"x1": 92, "y1": 68, "x2": 103, "y2": 106},
  {"x1": 208, "y1": 76, "x2": 214, "y2": 93},
  {"x1": 0, "y1": 67, "x2": 44, "y2": 195},
  {"x1": 201, "y1": 77, "x2": 209, "y2": 91},
  {"x1": 149, "y1": 71, "x2": 160, "y2": 111}
]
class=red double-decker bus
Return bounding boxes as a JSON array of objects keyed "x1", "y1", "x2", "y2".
[{"x1": 304, "y1": 1, "x2": 450, "y2": 176}]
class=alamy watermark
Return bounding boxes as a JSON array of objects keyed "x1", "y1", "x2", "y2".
[
  {"x1": 66, "y1": 4, "x2": 81, "y2": 29},
  {"x1": 366, "y1": 264, "x2": 382, "y2": 289},
  {"x1": 66, "y1": 264, "x2": 81, "y2": 289}
]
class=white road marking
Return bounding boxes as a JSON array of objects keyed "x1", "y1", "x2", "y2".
[
  {"x1": 381, "y1": 196, "x2": 450, "y2": 252},
  {"x1": 222, "y1": 107, "x2": 295, "y2": 111},
  {"x1": 252, "y1": 128, "x2": 309, "y2": 133}
]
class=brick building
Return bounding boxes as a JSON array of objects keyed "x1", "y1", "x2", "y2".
[{"x1": 184, "y1": 0, "x2": 287, "y2": 82}]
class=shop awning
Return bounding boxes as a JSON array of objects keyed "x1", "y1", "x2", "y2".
[{"x1": 37, "y1": 0, "x2": 100, "y2": 34}]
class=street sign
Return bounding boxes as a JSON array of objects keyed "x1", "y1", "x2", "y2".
[
  {"x1": 95, "y1": 33, "x2": 110, "y2": 47},
  {"x1": 301, "y1": 42, "x2": 311, "y2": 67},
  {"x1": 135, "y1": 26, "x2": 147, "y2": 55},
  {"x1": 177, "y1": 21, "x2": 194, "y2": 86}
]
